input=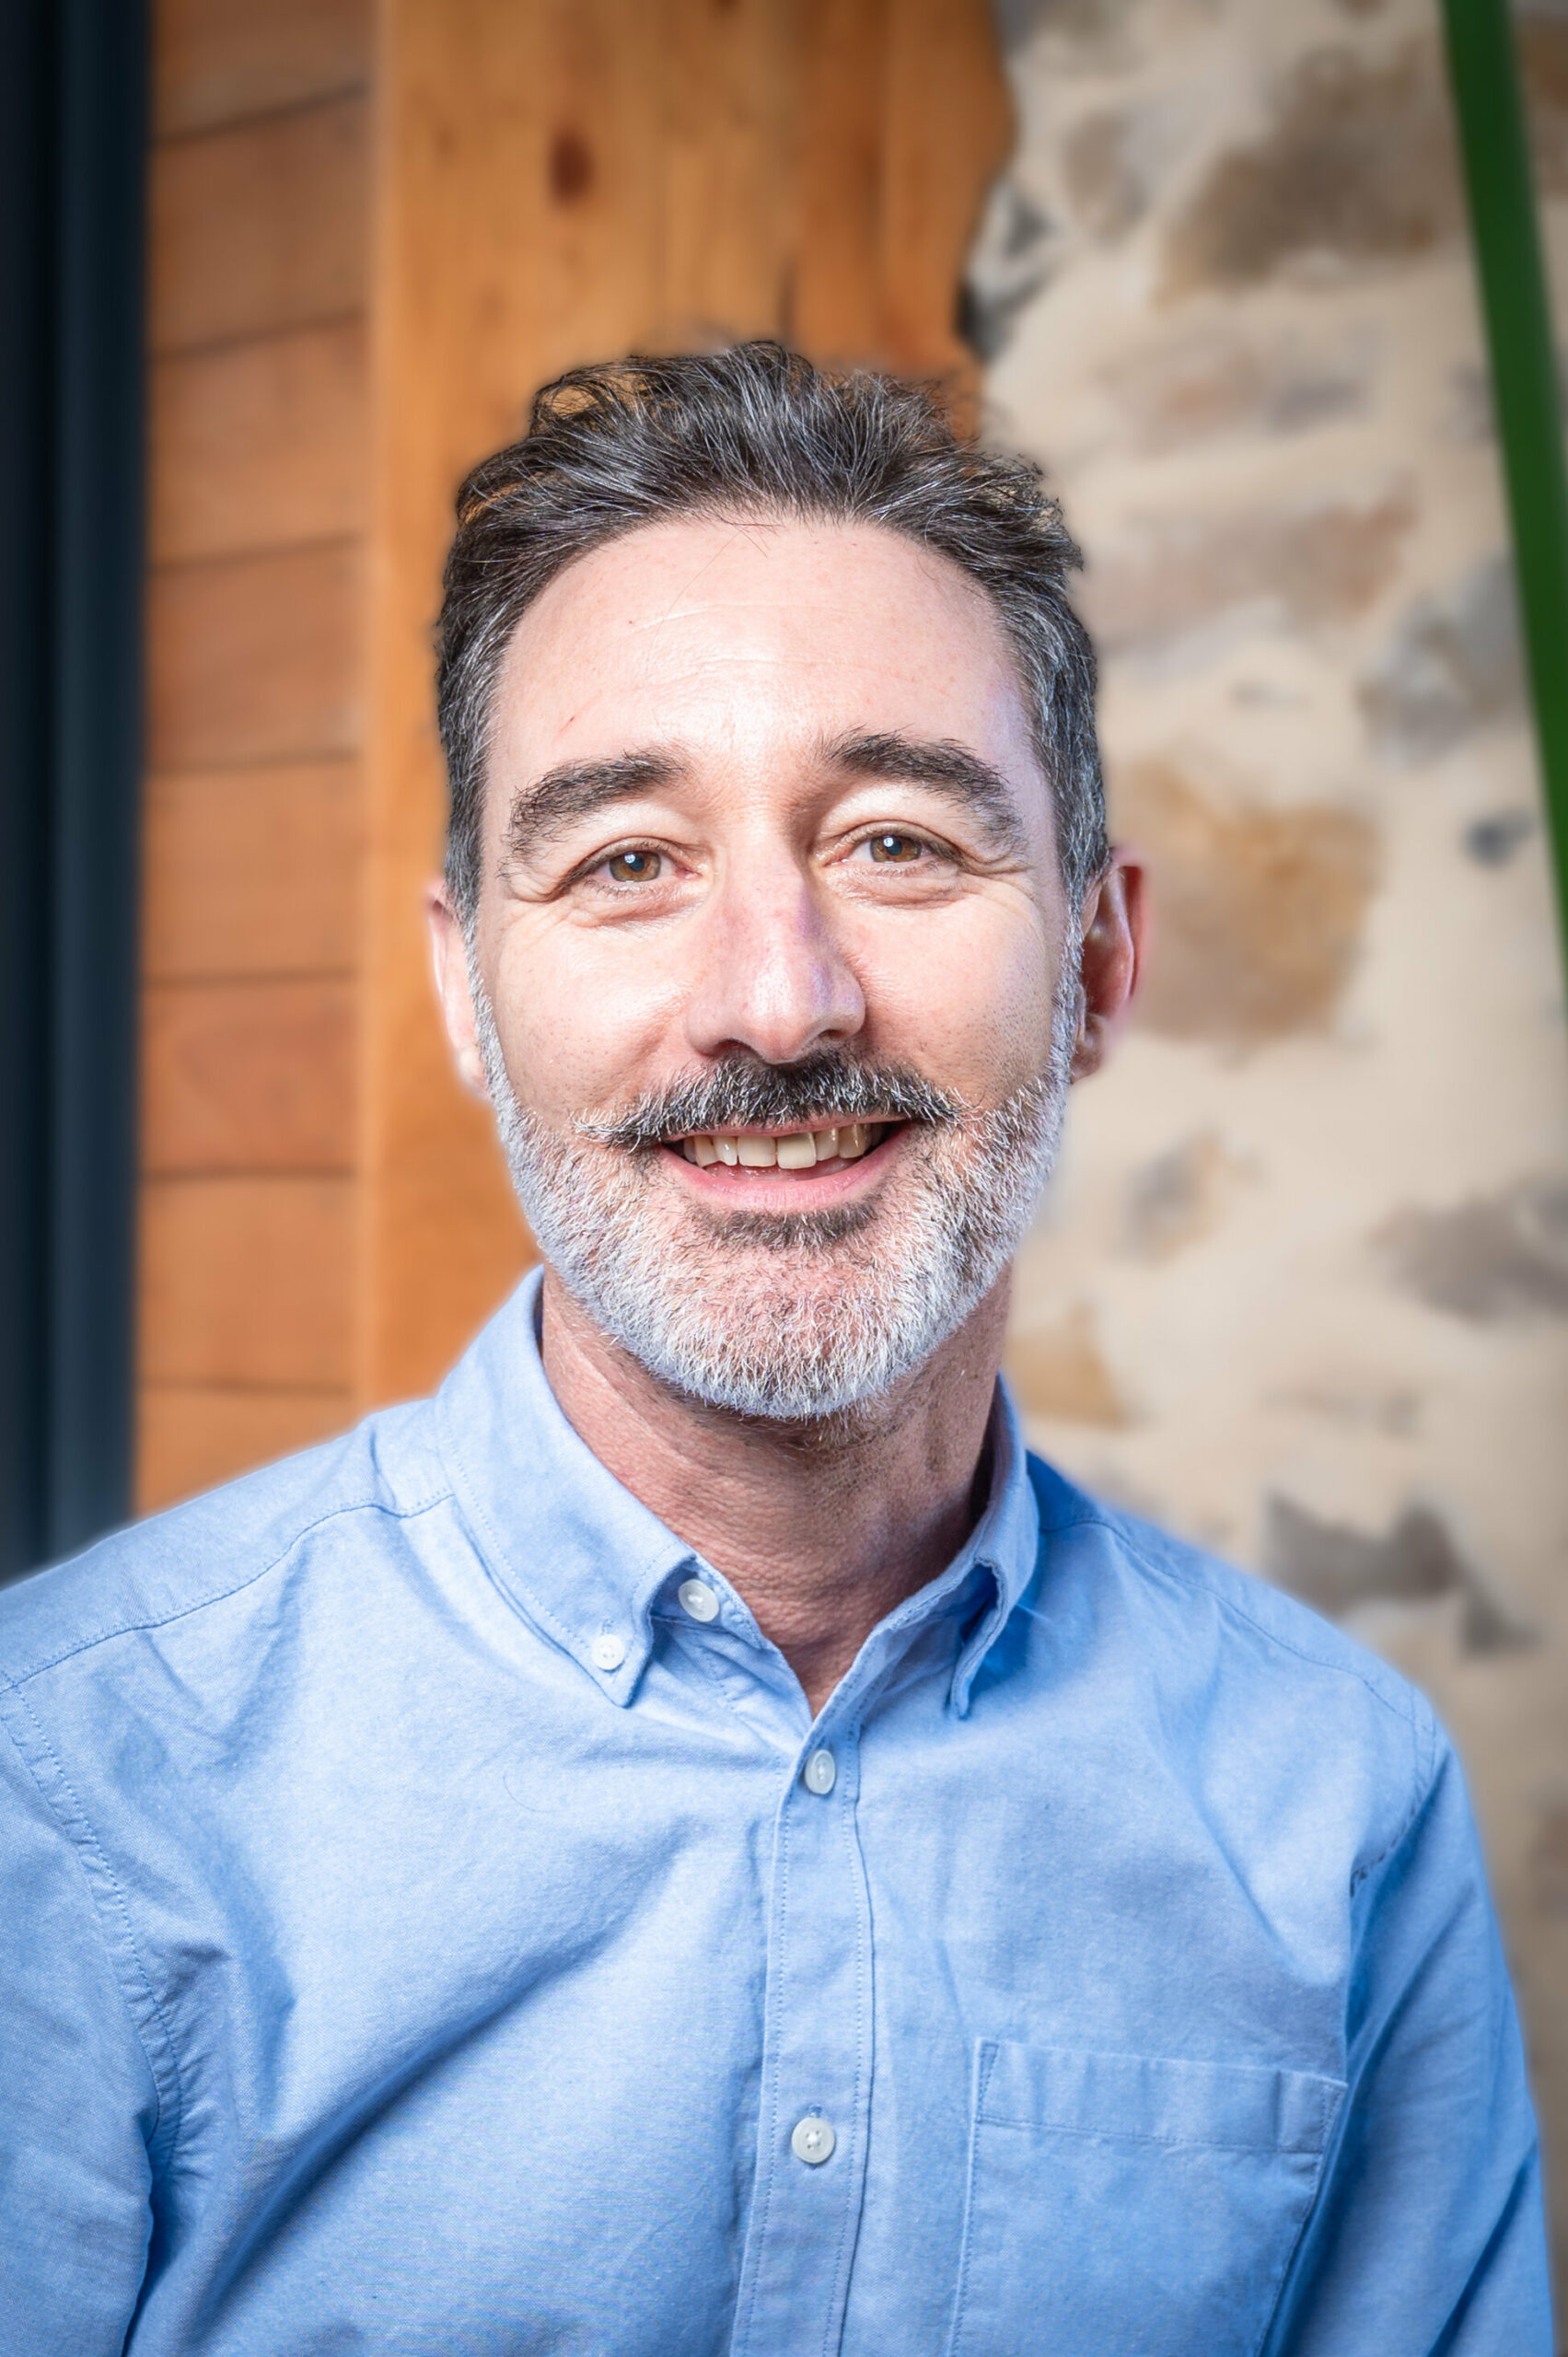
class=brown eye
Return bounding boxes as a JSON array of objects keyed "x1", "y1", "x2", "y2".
[
  {"x1": 604, "y1": 848, "x2": 661, "y2": 884},
  {"x1": 867, "y1": 832, "x2": 923, "y2": 865}
]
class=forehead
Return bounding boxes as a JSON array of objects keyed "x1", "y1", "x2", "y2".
[{"x1": 486, "y1": 513, "x2": 1036, "y2": 792}]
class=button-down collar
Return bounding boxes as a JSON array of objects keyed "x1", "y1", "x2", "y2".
[{"x1": 434, "y1": 1269, "x2": 1040, "y2": 1715}]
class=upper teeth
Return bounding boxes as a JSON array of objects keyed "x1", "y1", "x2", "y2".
[{"x1": 681, "y1": 1123, "x2": 876, "y2": 1168}]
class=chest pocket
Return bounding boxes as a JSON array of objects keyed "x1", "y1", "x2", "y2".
[{"x1": 946, "y1": 2040, "x2": 1344, "y2": 2357}]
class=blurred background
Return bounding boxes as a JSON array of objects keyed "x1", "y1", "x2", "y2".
[{"x1": 3, "y1": 0, "x2": 1566, "y2": 2308}]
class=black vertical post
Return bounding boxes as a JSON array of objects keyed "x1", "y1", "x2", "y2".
[
  {"x1": 0, "y1": 0, "x2": 147, "y2": 1584},
  {"x1": 0, "y1": 0, "x2": 55, "y2": 1582},
  {"x1": 48, "y1": 1, "x2": 149, "y2": 1558}
]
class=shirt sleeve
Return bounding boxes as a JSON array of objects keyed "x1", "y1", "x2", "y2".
[
  {"x1": 1265, "y1": 1727, "x2": 1553, "y2": 2355},
  {"x1": 0, "y1": 1702, "x2": 159, "y2": 2356}
]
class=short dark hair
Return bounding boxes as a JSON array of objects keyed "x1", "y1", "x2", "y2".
[{"x1": 437, "y1": 342, "x2": 1106, "y2": 921}]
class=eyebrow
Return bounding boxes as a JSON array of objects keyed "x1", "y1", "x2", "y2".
[
  {"x1": 501, "y1": 727, "x2": 1030, "y2": 868},
  {"x1": 822, "y1": 730, "x2": 1029, "y2": 857},
  {"x1": 503, "y1": 749, "x2": 681, "y2": 865}
]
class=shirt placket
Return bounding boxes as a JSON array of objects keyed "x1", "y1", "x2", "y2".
[{"x1": 728, "y1": 1709, "x2": 874, "y2": 2357}]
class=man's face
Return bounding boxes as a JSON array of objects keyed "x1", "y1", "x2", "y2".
[{"x1": 435, "y1": 515, "x2": 1104, "y2": 1420}]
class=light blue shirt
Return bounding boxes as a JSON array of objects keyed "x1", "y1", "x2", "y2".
[{"x1": 0, "y1": 1273, "x2": 1550, "y2": 2354}]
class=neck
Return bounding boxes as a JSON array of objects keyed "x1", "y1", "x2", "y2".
[{"x1": 539, "y1": 1268, "x2": 1011, "y2": 1716}]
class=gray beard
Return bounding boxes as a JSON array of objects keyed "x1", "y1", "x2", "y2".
[{"x1": 472, "y1": 971, "x2": 1077, "y2": 1424}]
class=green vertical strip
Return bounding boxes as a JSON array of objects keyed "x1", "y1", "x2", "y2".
[{"x1": 1440, "y1": 0, "x2": 1568, "y2": 959}]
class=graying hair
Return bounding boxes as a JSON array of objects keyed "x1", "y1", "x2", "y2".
[{"x1": 437, "y1": 341, "x2": 1106, "y2": 922}]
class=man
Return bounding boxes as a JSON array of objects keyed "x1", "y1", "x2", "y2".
[{"x1": 0, "y1": 345, "x2": 1550, "y2": 2352}]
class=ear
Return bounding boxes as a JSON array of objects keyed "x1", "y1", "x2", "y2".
[
  {"x1": 1071, "y1": 849, "x2": 1145, "y2": 1082},
  {"x1": 426, "y1": 882, "x2": 490, "y2": 1099}
]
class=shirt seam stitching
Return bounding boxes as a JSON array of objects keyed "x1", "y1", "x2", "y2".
[
  {"x1": 947, "y1": 2047, "x2": 995, "y2": 2356},
  {"x1": 1051, "y1": 1501, "x2": 1423, "y2": 1733},
  {"x1": 678, "y1": 1620, "x2": 795, "y2": 1745},
  {"x1": 820, "y1": 1712, "x2": 871, "y2": 2357},
  {"x1": 1249, "y1": 2118, "x2": 1342, "y2": 2356},
  {"x1": 0, "y1": 1682, "x2": 185, "y2": 2157},
  {"x1": 975, "y1": 2111, "x2": 1328, "y2": 2156},
  {"x1": 736, "y1": 1779, "x2": 793, "y2": 2356},
  {"x1": 1350, "y1": 1712, "x2": 1441, "y2": 1893},
  {"x1": 2, "y1": 1488, "x2": 453, "y2": 1689},
  {"x1": 1044, "y1": 1496, "x2": 1438, "y2": 1887},
  {"x1": 436, "y1": 1390, "x2": 673, "y2": 1673}
]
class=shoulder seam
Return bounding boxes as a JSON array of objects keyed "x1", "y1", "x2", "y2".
[
  {"x1": 1351, "y1": 1707, "x2": 1442, "y2": 1892},
  {"x1": 1046, "y1": 1498, "x2": 1423, "y2": 1735},
  {"x1": 5, "y1": 1487, "x2": 453, "y2": 1689},
  {"x1": 0, "y1": 1685, "x2": 184, "y2": 2158},
  {"x1": 1036, "y1": 1489, "x2": 1436, "y2": 1897}
]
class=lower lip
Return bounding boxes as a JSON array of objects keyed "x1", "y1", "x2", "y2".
[{"x1": 659, "y1": 1126, "x2": 908, "y2": 1207}]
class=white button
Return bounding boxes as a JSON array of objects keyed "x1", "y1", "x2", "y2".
[
  {"x1": 678, "y1": 1578, "x2": 720, "y2": 1624},
  {"x1": 803, "y1": 1749, "x2": 836, "y2": 1795},
  {"x1": 590, "y1": 1633, "x2": 626, "y2": 1672},
  {"x1": 791, "y1": 2115, "x2": 836, "y2": 2165}
]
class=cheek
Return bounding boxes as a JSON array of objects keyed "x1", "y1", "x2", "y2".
[
  {"x1": 487, "y1": 912, "x2": 689, "y2": 1116},
  {"x1": 856, "y1": 899, "x2": 1062, "y2": 1088}
]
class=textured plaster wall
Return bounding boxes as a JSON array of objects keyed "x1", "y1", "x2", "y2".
[{"x1": 979, "y1": 0, "x2": 1568, "y2": 2278}]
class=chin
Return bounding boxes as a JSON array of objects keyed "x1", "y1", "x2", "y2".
[
  {"x1": 549, "y1": 1183, "x2": 990, "y2": 1422},
  {"x1": 488, "y1": 1030, "x2": 1071, "y2": 1422}
]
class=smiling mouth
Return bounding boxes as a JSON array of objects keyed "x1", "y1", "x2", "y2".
[{"x1": 670, "y1": 1120, "x2": 900, "y2": 1172}]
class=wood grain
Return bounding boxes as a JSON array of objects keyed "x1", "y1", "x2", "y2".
[
  {"x1": 140, "y1": 1177, "x2": 354, "y2": 1386},
  {"x1": 143, "y1": 761, "x2": 361, "y2": 980},
  {"x1": 137, "y1": 0, "x2": 1011, "y2": 1454},
  {"x1": 356, "y1": 0, "x2": 1013, "y2": 1404},
  {"x1": 660, "y1": 0, "x2": 797, "y2": 343},
  {"x1": 794, "y1": 0, "x2": 886, "y2": 362},
  {"x1": 156, "y1": 0, "x2": 372, "y2": 136},
  {"x1": 152, "y1": 321, "x2": 367, "y2": 563},
  {"x1": 151, "y1": 95, "x2": 369, "y2": 353},
  {"x1": 143, "y1": 979, "x2": 356, "y2": 1173},
  {"x1": 149, "y1": 540, "x2": 363, "y2": 772},
  {"x1": 879, "y1": 0, "x2": 1013, "y2": 377},
  {"x1": 136, "y1": 1383, "x2": 354, "y2": 1513}
]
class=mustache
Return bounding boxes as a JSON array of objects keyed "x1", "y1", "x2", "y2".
[{"x1": 578, "y1": 1051, "x2": 966, "y2": 1149}]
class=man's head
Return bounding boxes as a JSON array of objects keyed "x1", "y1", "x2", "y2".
[{"x1": 429, "y1": 343, "x2": 1141, "y2": 1422}]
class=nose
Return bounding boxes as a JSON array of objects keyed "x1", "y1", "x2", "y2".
[{"x1": 681, "y1": 863, "x2": 865, "y2": 1067}]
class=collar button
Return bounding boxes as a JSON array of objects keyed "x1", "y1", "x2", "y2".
[{"x1": 678, "y1": 1578, "x2": 721, "y2": 1624}]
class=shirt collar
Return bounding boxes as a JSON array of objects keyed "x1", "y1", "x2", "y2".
[
  {"x1": 435, "y1": 1268, "x2": 1040, "y2": 1712},
  {"x1": 946, "y1": 1384, "x2": 1040, "y2": 1715}
]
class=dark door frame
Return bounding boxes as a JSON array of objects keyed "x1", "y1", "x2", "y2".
[{"x1": 0, "y1": 0, "x2": 147, "y2": 1582}]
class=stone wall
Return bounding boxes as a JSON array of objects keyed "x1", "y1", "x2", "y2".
[{"x1": 981, "y1": 0, "x2": 1568, "y2": 2287}]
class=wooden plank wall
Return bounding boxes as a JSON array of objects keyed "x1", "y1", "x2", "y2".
[
  {"x1": 361, "y1": 0, "x2": 1013, "y2": 1404},
  {"x1": 138, "y1": 0, "x2": 1010, "y2": 1509},
  {"x1": 140, "y1": 0, "x2": 373, "y2": 1509}
]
